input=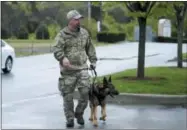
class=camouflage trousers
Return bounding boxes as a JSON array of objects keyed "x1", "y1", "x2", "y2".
[{"x1": 58, "y1": 70, "x2": 90, "y2": 121}]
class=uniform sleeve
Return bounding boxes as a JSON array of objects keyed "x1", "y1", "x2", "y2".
[
  {"x1": 85, "y1": 35, "x2": 97, "y2": 64},
  {"x1": 53, "y1": 32, "x2": 65, "y2": 62}
]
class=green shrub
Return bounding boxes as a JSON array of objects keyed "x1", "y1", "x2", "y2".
[
  {"x1": 171, "y1": 31, "x2": 177, "y2": 37},
  {"x1": 35, "y1": 24, "x2": 50, "y2": 39},
  {"x1": 47, "y1": 23, "x2": 61, "y2": 39},
  {"x1": 153, "y1": 36, "x2": 187, "y2": 43},
  {"x1": 29, "y1": 33, "x2": 36, "y2": 40},
  {"x1": 27, "y1": 20, "x2": 39, "y2": 33},
  {"x1": 123, "y1": 20, "x2": 138, "y2": 41},
  {"x1": 1, "y1": 28, "x2": 10, "y2": 39},
  {"x1": 97, "y1": 32, "x2": 125, "y2": 43},
  {"x1": 81, "y1": 18, "x2": 98, "y2": 39},
  {"x1": 16, "y1": 26, "x2": 29, "y2": 39},
  {"x1": 103, "y1": 13, "x2": 120, "y2": 33}
]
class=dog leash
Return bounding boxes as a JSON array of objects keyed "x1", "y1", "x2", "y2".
[
  {"x1": 91, "y1": 67, "x2": 97, "y2": 81},
  {"x1": 89, "y1": 67, "x2": 97, "y2": 96},
  {"x1": 61, "y1": 64, "x2": 97, "y2": 89}
]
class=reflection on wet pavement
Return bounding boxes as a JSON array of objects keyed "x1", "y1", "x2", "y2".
[{"x1": 2, "y1": 94, "x2": 187, "y2": 129}]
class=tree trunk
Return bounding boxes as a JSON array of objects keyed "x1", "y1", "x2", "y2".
[
  {"x1": 137, "y1": 17, "x2": 147, "y2": 78},
  {"x1": 177, "y1": 18, "x2": 184, "y2": 68}
]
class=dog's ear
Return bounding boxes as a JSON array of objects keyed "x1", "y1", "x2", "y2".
[
  {"x1": 103, "y1": 77, "x2": 108, "y2": 85},
  {"x1": 108, "y1": 76, "x2": 112, "y2": 82}
]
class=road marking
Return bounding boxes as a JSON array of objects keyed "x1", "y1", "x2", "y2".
[
  {"x1": 2, "y1": 93, "x2": 59, "y2": 108},
  {"x1": 98, "y1": 53, "x2": 161, "y2": 60}
]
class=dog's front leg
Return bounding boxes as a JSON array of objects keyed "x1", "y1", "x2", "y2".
[
  {"x1": 89, "y1": 106, "x2": 93, "y2": 121},
  {"x1": 100, "y1": 105, "x2": 107, "y2": 121},
  {"x1": 93, "y1": 106, "x2": 98, "y2": 126}
]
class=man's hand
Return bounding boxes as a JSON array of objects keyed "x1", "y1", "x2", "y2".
[
  {"x1": 61, "y1": 57, "x2": 71, "y2": 68},
  {"x1": 90, "y1": 63, "x2": 96, "y2": 70}
]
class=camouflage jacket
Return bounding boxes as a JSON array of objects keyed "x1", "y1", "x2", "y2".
[{"x1": 53, "y1": 26, "x2": 97, "y2": 71}]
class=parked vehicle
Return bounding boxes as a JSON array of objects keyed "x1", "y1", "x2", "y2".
[{"x1": 1, "y1": 39, "x2": 15, "y2": 74}]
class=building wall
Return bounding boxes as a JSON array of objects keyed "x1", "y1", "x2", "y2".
[
  {"x1": 158, "y1": 19, "x2": 171, "y2": 37},
  {"x1": 134, "y1": 26, "x2": 155, "y2": 41}
]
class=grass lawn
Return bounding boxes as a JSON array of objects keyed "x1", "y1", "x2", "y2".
[
  {"x1": 3, "y1": 39, "x2": 110, "y2": 57},
  {"x1": 5, "y1": 39, "x2": 54, "y2": 48},
  {"x1": 15, "y1": 51, "x2": 48, "y2": 57},
  {"x1": 97, "y1": 67, "x2": 187, "y2": 95},
  {"x1": 183, "y1": 52, "x2": 187, "y2": 59},
  {"x1": 4, "y1": 39, "x2": 108, "y2": 48}
]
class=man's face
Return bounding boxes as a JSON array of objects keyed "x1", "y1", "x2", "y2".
[{"x1": 69, "y1": 18, "x2": 81, "y2": 29}]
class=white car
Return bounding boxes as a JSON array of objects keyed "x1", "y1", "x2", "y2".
[{"x1": 1, "y1": 39, "x2": 16, "y2": 74}]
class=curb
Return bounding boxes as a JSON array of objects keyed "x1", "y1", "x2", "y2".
[
  {"x1": 167, "y1": 57, "x2": 187, "y2": 62},
  {"x1": 73, "y1": 91, "x2": 187, "y2": 106}
]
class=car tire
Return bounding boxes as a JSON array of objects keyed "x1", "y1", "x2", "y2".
[{"x1": 2, "y1": 57, "x2": 13, "y2": 74}]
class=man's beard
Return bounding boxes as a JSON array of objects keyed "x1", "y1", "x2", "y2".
[
  {"x1": 69, "y1": 24, "x2": 80, "y2": 32},
  {"x1": 76, "y1": 25, "x2": 80, "y2": 32}
]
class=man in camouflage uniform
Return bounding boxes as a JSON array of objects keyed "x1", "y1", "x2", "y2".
[{"x1": 53, "y1": 10, "x2": 97, "y2": 128}]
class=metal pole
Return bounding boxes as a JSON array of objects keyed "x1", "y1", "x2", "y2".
[
  {"x1": 100, "y1": 1, "x2": 102, "y2": 32},
  {"x1": 88, "y1": 1, "x2": 91, "y2": 28}
]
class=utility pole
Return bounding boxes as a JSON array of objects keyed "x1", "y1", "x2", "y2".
[
  {"x1": 99, "y1": 1, "x2": 102, "y2": 32},
  {"x1": 88, "y1": 1, "x2": 91, "y2": 28}
]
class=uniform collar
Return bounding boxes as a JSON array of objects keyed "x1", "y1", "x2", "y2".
[{"x1": 63, "y1": 26, "x2": 80, "y2": 37}]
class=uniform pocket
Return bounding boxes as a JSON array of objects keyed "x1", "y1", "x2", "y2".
[
  {"x1": 77, "y1": 70, "x2": 91, "y2": 88},
  {"x1": 63, "y1": 76, "x2": 76, "y2": 86},
  {"x1": 58, "y1": 77, "x2": 65, "y2": 92},
  {"x1": 59, "y1": 75, "x2": 77, "y2": 96},
  {"x1": 80, "y1": 70, "x2": 90, "y2": 80},
  {"x1": 58, "y1": 77, "x2": 70, "y2": 97},
  {"x1": 78, "y1": 79, "x2": 90, "y2": 88}
]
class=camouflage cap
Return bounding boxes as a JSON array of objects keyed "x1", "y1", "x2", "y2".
[{"x1": 67, "y1": 10, "x2": 84, "y2": 20}]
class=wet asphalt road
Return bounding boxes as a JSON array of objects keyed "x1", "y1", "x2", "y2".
[
  {"x1": 1, "y1": 42, "x2": 187, "y2": 129},
  {"x1": 2, "y1": 95, "x2": 187, "y2": 129}
]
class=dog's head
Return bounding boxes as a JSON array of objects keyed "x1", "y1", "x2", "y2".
[{"x1": 102, "y1": 76, "x2": 119, "y2": 97}]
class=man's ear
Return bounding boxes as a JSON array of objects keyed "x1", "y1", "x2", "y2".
[
  {"x1": 108, "y1": 76, "x2": 112, "y2": 82},
  {"x1": 103, "y1": 77, "x2": 108, "y2": 85}
]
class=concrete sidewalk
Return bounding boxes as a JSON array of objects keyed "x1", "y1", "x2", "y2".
[{"x1": 73, "y1": 91, "x2": 187, "y2": 107}]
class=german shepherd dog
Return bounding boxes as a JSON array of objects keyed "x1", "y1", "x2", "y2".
[{"x1": 88, "y1": 76, "x2": 119, "y2": 126}]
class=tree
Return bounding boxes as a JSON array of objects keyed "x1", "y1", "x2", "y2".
[
  {"x1": 173, "y1": 2, "x2": 187, "y2": 68},
  {"x1": 125, "y1": 2, "x2": 156, "y2": 78},
  {"x1": 101, "y1": 2, "x2": 158, "y2": 78},
  {"x1": 157, "y1": 2, "x2": 187, "y2": 68}
]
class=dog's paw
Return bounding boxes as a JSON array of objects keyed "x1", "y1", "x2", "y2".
[
  {"x1": 89, "y1": 118, "x2": 93, "y2": 121},
  {"x1": 93, "y1": 121, "x2": 98, "y2": 127},
  {"x1": 99, "y1": 117, "x2": 106, "y2": 121}
]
